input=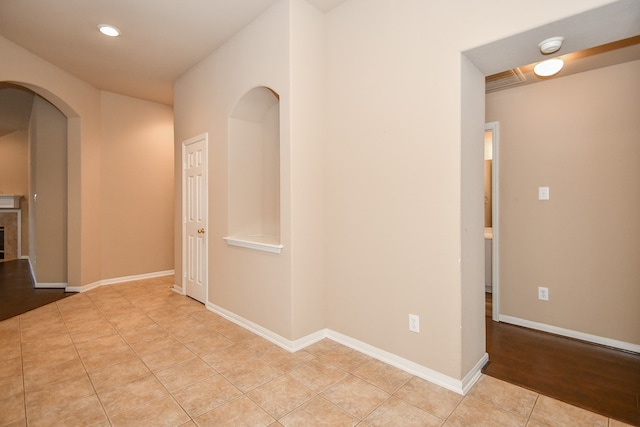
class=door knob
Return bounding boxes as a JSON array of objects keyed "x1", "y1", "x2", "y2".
[{"x1": 197, "y1": 228, "x2": 205, "y2": 234}]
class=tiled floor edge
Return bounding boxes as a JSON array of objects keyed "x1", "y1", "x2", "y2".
[
  {"x1": 326, "y1": 329, "x2": 475, "y2": 395},
  {"x1": 202, "y1": 300, "x2": 485, "y2": 397},
  {"x1": 205, "y1": 300, "x2": 328, "y2": 352}
]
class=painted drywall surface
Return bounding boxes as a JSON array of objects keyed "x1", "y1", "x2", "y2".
[
  {"x1": 0, "y1": 131, "x2": 28, "y2": 193},
  {"x1": 324, "y1": 0, "x2": 620, "y2": 379},
  {"x1": 29, "y1": 96, "x2": 67, "y2": 284},
  {"x1": 0, "y1": 130, "x2": 29, "y2": 256},
  {"x1": 174, "y1": 0, "x2": 294, "y2": 338},
  {"x1": 325, "y1": 0, "x2": 465, "y2": 379},
  {"x1": 100, "y1": 92, "x2": 174, "y2": 279},
  {"x1": 460, "y1": 55, "x2": 487, "y2": 376},
  {"x1": 172, "y1": 0, "x2": 622, "y2": 379},
  {"x1": 261, "y1": 103, "x2": 281, "y2": 237},
  {"x1": 289, "y1": 0, "x2": 326, "y2": 338},
  {"x1": 0, "y1": 35, "x2": 102, "y2": 287},
  {"x1": 228, "y1": 118, "x2": 264, "y2": 236},
  {"x1": 174, "y1": 0, "x2": 327, "y2": 339},
  {"x1": 486, "y1": 60, "x2": 640, "y2": 345},
  {"x1": 228, "y1": 93, "x2": 280, "y2": 240}
]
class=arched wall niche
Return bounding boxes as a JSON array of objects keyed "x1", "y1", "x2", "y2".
[
  {"x1": 225, "y1": 86, "x2": 282, "y2": 253},
  {"x1": 2, "y1": 80, "x2": 78, "y2": 286}
]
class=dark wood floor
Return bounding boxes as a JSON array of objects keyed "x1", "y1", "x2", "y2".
[
  {"x1": 484, "y1": 293, "x2": 640, "y2": 426},
  {"x1": 1, "y1": 265, "x2": 638, "y2": 425},
  {"x1": 0, "y1": 259, "x2": 71, "y2": 321}
]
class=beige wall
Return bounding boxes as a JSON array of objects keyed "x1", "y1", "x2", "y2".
[
  {"x1": 289, "y1": 0, "x2": 326, "y2": 339},
  {"x1": 175, "y1": 0, "x2": 295, "y2": 339},
  {"x1": 175, "y1": 0, "x2": 327, "y2": 340},
  {"x1": 486, "y1": 60, "x2": 640, "y2": 345},
  {"x1": 29, "y1": 96, "x2": 67, "y2": 284},
  {"x1": 100, "y1": 92, "x2": 174, "y2": 279},
  {"x1": 324, "y1": 0, "x2": 619, "y2": 382},
  {"x1": 324, "y1": 0, "x2": 473, "y2": 380},
  {"x1": 1, "y1": 35, "x2": 175, "y2": 287},
  {"x1": 0, "y1": 130, "x2": 29, "y2": 256},
  {"x1": 1, "y1": 34, "x2": 102, "y2": 286},
  {"x1": 174, "y1": 0, "x2": 621, "y2": 384}
]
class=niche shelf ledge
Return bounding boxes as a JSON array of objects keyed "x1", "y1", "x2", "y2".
[{"x1": 224, "y1": 235, "x2": 283, "y2": 254}]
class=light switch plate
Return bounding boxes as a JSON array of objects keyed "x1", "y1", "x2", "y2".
[{"x1": 538, "y1": 187, "x2": 550, "y2": 200}]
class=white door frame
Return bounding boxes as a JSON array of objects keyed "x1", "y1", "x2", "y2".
[
  {"x1": 485, "y1": 122, "x2": 500, "y2": 322},
  {"x1": 181, "y1": 133, "x2": 208, "y2": 303}
]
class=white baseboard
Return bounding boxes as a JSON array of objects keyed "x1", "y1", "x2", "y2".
[
  {"x1": 65, "y1": 270, "x2": 175, "y2": 293},
  {"x1": 205, "y1": 302, "x2": 484, "y2": 395},
  {"x1": 171, "y1": 285, "x2": 186, "y2": 295},
  {"x1": 327, "y1": 330, "x2": 487, "y2": 395},
  {"x1": 499, "y1": 314, "x2": 640, "y2": 354},
  {"x1": 27, "y1": 257, "x2": 36, "y2": 284},
  {"x1": 205, "y1": 302, "x2": 326, "y2": 352},
  {"x1": 35, "y1": 282, "x2": 67, "y2": 289}
]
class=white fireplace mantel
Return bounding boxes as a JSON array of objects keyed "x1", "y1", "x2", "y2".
[{"x1": 0, "y1": 195, "x2": 23, "y2": 209}]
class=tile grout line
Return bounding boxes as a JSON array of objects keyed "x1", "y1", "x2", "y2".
[
  {"x1": 90, "y1": 283, "x2": 187, "y2": 424},
  {"x1": 56, "y1": 293, "x2": 113, "y2": 426}
]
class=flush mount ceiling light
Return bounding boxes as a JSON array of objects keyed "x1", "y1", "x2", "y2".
[
  {"x1": 538, "y1": 36, "x2": 564, "y2": 54},
  {"x1": 534, "y1": 58, "x2": 564, "y2": 77},
  {"x1": 98, "y1": 24, "x2": 121, "y2": 37}
]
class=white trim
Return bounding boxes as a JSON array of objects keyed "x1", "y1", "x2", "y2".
[
  {"x1": 223, "y1": 236, "x2": 283, "y2": 254},
  {"x1": 327, "y1": 330, "x2": 486, "y2": 395},
  {"x1": 65, "y1": 270, "x2": 175, "y2": 293},
  {"x1": 26, "y1": 257, "x2": 68, "y2": 289},
  {"x1": 461, "y1": 354, "x2": 490, "y2": 394},
  {"x1": 205, "y1": 301, "x2": 484, "y2": 395},
  {"x1": 35, "y1": 282, "x2": 67, "y2": 289},
  {"x1": 27, "y1": 257, "x2": 36, "y2": 284},
  {"x1": 485, "y1": 122, "x2": 500, "y2": 322},
  {"x1": 499, "y1": 314, "x2": 640, "y2": 354},
  {"x1": 65, "y1": 281, "x2": 101, "y2": 293},
  {"x1": 206, "y1": 302, "x2": 325, "y2": 352},
  {"x1": 172, "y1": 284, "x2": 186, "y2": 295}
]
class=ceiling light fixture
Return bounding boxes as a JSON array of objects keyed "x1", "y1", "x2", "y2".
[
  {"x1": 533, "y1": 58, "x2": 564, "y2": 77},
  {"x1": 98, "y1": 24, "x2": 121, "y2": 37},
  {"x1": 538, "y1": 36, "x2": 564, "y2": 54}
]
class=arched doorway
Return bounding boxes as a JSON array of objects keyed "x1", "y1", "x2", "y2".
[{"x1": 0, "y1": 81, "x2": 75, "y2": 287}]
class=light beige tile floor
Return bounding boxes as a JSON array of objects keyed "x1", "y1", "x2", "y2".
[{"x1": 0, "y1": 277, "x2": 633, "y2": 426}]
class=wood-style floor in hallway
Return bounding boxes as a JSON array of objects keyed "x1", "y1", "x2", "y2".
[
  {"x1": 484, "y1": 292, "x2": 640, "y2": 426},
  {"x1": 0, "y1": 259, "x2": 71, "y2": 322}
]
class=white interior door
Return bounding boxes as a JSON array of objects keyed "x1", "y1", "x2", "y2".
[{"x1": 182, "y1": 134, "x2": 208, "y2": 303}]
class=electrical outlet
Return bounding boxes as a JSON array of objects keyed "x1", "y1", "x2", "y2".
[
  {"x1": 538, "y1": 286, "x2": 549, "y2": 301},
  {"x1": 538, "y1": 186, "x2": 550, "y2": 201},
  {"x1": 408, "y1": 314, "x2": 420, "y2": 333}
]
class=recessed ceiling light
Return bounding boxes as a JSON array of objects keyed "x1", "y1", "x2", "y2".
[
  {"x1": 98, "y1": 24, "x2": 121, "y2": 37},
  {"x1": 534, "y1": 58, "x2": 564, "y2": 77}
]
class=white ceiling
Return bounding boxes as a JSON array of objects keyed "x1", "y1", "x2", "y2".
[{"x1": 0, "y1": 0, "x2": 347, "y2": 106}]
